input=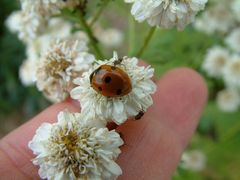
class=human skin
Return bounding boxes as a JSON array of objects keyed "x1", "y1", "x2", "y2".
[{"x1": 0, "y1": 66, "x2": 208, "y2": 180}]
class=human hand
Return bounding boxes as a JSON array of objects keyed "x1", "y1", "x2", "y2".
[{"x1": 0, "y1": 66, "x2": 207, "y2": 180}]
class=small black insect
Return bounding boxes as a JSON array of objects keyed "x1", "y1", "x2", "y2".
[
  {"x1": 135, "y1": 110, "x2": 145, "y2": 120},
  {"x1": 113, "y1": 57, "x2": 123, "y2": 66}
]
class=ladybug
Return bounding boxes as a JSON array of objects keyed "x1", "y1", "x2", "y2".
[
  {"x1": 90, "y1": 64, "x2": 132, "y2": 97},
  {"x1": 134, "y1": 110, "x2": 145, "y2": 120}
]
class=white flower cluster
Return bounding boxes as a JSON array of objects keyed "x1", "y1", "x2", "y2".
[
  {"x1": 6, "y1": 13, "x2": 124, "y2": 92},
  {"x1": 194, "y1": 0, "x2": 239, "y2": 34},
  {"x1": 6, "y1": 13, "x2": 94, "y2": 102},
  {"x1": 125, "y1": 0, "x2": 208, "y2": 30},
  {"x1": 200, "y1": 0, "x2": 240, "y2": 113},
  {"x1": 202, "y1": 46, "x2": 240, "y2": 113}
]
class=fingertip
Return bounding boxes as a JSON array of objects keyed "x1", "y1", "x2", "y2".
[
  {"x1": 153, "y1": 67, "x2": 208, "y2": 147},
  {"x1": 160, "y1": 67, "x2": 208, "y2": 99}
]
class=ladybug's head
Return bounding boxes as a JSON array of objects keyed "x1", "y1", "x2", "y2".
[{"x1": 89, "y1": 66, "x2": 102, "y2": 83}]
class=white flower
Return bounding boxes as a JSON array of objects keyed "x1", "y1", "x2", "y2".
[
  {"x1": 5, "y1": 11, "x2": 23, "y2": 33},
  {"x1": 181, "y1": 150, "x2": 206, "y2": 172},
  {"x1": 5, "y1": 11, "x2": 45, "y2": 42},
  {"x1": 71, "y1": 52, "x2": 156, "y2": 125},
  {"x1": 202, "y1": 46, "x2": 230, "y2": 78},
  {"x1": 19, "y1": 59, "x2": 37, "y2": 86},
  {"x1": 194, "y1": 3, "x2": 234, "y2": 34},
  {"x1": 226, "y1": 28, "x2": 240, "y2": 53},
  {"x1": 96, "y1": 28, "x2": 124, "y2": 48},
  {"x1": 20, "y1": 0, "x2": 79, "y2": 17},
  {"x1": 128, "y1": 0, "x2": 208, "y2": 30},
  {"x1": 27, "y1": 17, "x2": 73, "y2": 57},
  {"x1": 23, "y1": 17, "x2": 74, "y2": 64},
  {"x1": 6, "y1": 10, "x2": 73, "y2": 43},
  {"x1": 217, "y1": 88, "x2": 240, "y2": 112},
  {"x1": 223, "y1": 55, "x2": 240, "y2": 88},
  {"x1": 29, "y1": 110, "x2": 123, "y2": 180},
  {"x1": 36, "y1": 39, "x2": 95, "y2": 102},
  {"x1": 232, "y1": 0, "x2": 240, "y2": 22},
  {"x1": 6, "y1": 1, "x2": 79, "y2": 42}
]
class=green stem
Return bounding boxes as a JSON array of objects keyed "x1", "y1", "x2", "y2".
[
  {"x1": 136, "y1": 26, "x2": 157, "y2": 57},
  {"x1": 75, "y1": 11, "x2": 104, "y2": 59},
  {"x1": 128, "y1": 15, "x2": 135, "y2": 56},
  {"x1": 89, "y1": 0, "x2": 110, "y2": 27}
]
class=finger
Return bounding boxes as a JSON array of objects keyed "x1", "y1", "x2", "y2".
[
  {"x1": 117, "y1": 67, "x2": 208, "y2": 180},
  {"x1": 0, "y1": 99, "x2": 79, "y2": 179}
]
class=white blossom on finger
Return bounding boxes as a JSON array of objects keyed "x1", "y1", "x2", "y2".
[
  {"x1": 70, "y1": 52, "x2": 156, "y2": 125},
  {"x1": 127, "y1": 0, "x2": 208, "y2": 30},
  {"x1": 28, "y1": 110, "x2": 123, "y2": 180}
]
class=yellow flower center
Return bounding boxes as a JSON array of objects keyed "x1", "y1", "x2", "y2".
[{"x1": 46, "y1": 59, "x2": 71, "y2": 78}]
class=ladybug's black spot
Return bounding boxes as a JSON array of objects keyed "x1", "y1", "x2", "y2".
[
  {"x1": 104, "y1": 76, "x2": 112, "y2": 83},
  {"x1": 98, "y1": 87, "x2": 102, "y2": 91},
  {"x1": 116, "y1": 89, "x2": 122, "y2": 95}
]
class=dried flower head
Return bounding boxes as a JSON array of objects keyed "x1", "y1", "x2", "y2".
[
  {"x1": 127, "y1": 0, "x2": 208, "y2": 30},
  {"x1": 29, "y1": 111, "x2": 124, "y2": 180},
  {"x1": 71, "y1": 52, "x2": 156, "y2": 125},
  {"x1": 36, "y1": 39, "x2": 95, "y2": 102}
]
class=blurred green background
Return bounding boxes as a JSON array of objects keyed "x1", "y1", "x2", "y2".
[{"x1": 0, "y1": 0, "x2": 240, "y2": 179}]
